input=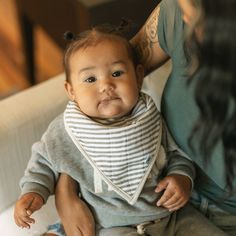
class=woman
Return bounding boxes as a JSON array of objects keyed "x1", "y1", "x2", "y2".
[{"x1": 51, "y1": 0, "x2": 236, "y2": 235}]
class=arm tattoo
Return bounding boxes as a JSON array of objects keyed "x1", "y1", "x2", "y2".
[{"x1": 134, "y1": 6, "x2": 160, "y2": 71}]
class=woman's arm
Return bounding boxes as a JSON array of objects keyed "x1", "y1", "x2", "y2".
[
  {"x1": 55, "y1": 174, "x2": 95, "y2": 236},
  {"x1": 131, "y1": 3, "x2": 170, "y2": 74}
]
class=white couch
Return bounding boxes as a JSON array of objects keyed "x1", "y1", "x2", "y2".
[{"x1": 0, "y1": 63, "x2": 170, "y2": 235}]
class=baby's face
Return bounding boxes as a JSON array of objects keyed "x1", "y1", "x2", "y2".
[{"x1": 65, "y1": 38, "x2": 143, "y2": 119}]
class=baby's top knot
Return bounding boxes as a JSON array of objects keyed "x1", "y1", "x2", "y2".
[
  {"x1": 117, "y1": 18, "x2": 132, "y2": 32},
  {"x1": 120, "y1": 18, "x2": 130, "y2": 28},
  {"x1": 64, "y1": 31, "x2": 76, "y2": 41}
]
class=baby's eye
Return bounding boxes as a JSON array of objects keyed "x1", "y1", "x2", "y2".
[
  {"x1": 112, "y1": 71, "x2": 124, "y2": 77},
  {"x1": 84, "y1": 77, "x2": 96, "y2": 83}
]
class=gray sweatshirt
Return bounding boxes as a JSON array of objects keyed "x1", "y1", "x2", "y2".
[{"x1": 20, "y1": 111, "x2": 195, "y2": 228}]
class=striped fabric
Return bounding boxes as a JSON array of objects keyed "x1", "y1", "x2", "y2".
[{"x1": 64, "y1": 93, "x2": 162, "y2": 204}]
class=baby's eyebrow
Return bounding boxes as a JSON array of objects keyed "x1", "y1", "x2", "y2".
[
  {"x1": 111, "y1": 60, "x2": 126, "y2": 66},
  {"x1": 78, "y1": 66, "x2": 96, "y2": 74},
  {"x1": 78, "y1": 60, "x2": 127, "y2": 75}
]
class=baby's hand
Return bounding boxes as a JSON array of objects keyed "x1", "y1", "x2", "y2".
[
  {"x1": 14, "y1": 192, "x2": 44, "y2": 229},
  {"x1": 155, "y1": 174, "x2": 191, "y2": 212}
]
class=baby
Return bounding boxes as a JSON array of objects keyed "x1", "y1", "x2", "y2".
[{"x1": 14, "y1": 24, "x2": 223, "y2": 236}]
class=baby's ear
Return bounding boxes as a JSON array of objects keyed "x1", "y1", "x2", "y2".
[
  {"x1": 64, "y1": 81, "x2": 75, "y2": 101},
  {"x1": 135, "y1": 64, "x2": 144, "y2": 90}
]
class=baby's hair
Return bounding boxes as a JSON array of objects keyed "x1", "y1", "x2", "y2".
[{"x1": 63, "y1": 20, "x2": 139, "y2": 82}]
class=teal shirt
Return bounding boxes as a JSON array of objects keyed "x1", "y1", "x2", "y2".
[{"x1": 158, "y1": 0, "x2": 236, "y2": 213}]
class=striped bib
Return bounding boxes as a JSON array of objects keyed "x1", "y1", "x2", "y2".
[{"x1": 64, "y1": 93, "x2": 162, "y2": 204}]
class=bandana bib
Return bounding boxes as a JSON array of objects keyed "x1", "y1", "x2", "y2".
[{"x1": 64, "y1": 93, "x2": 162, "y2": 204}]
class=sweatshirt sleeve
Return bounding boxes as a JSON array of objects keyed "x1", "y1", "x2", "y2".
[
  {"x1": 20, "y1": 140, "x2": 59, "y2": 203},
  {"x1": 161, "y1": 119, "x2": 196, "y2": 188},
  {"x1": 158, "y1": 0, "x2": 185, "y2": 57}
]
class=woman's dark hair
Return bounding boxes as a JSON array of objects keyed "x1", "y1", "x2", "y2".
[
  {"x1": 186, "y1": 0, "x2": 236, "y2": 192},
  {"x1": 63, "y1": 20, "x2": 139, "y2": 82}
]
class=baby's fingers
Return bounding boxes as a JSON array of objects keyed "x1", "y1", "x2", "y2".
[
  {"x1": 167, "y1": 199, "x2": 187, "y2": 212},
  {"x1": 166, "y1": 194, "x2": 189, "y2": 211},
  {"x1": 15, "y1": 214, "x2": 34, "y2": 229},
  {"x1": 19, "y1": 219, "x2": 32, "y2": 229},
  {"x1": 15, "y1": 218, "x2": 30, "y2": 229},
  {"x1": 14, "y1": 206, "x2": 35, "y2": 228},
  {"x1": 156, "y1": 189, "x2": 174, "y2": 207},
  {"x1": 23, "y1": 214, "x2": 35, "y2": 225},
  {"x1": 162, "y1": 193, "x2": 181, "y2": 207}
]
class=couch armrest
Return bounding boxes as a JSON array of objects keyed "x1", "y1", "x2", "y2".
[{"x1": 0, "y1": 74, "x2": 68, "y2": 212}]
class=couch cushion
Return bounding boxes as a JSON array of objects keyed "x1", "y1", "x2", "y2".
[{"x1": 0, "y1": 74, "x2": 67, "y2": 212}]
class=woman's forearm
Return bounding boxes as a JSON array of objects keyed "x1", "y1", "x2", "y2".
[
  {"x1": 55, "y1": 173, "x2": 95, "y2": 236},
  {"x1": 55, "y1": 173, "x2": 78, "y2": 197}
]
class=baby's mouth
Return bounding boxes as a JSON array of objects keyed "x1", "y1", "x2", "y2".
[{"x1": 100, "y1": 97, "x2": 119, "y2": 105}]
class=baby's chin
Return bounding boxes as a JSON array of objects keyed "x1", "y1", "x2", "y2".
[
  {"x1": 84, "y1": 110, "x2": 125, "y2": 120},
  {"x1": 96, "y1": 106, "x2": 129, "y2": 119},
  {"x1": 85, "y1": 103, "x2": 134, "y2": 120},
  {"x1": 98, "y1": 111, "x2": 126, "y2": 119}
]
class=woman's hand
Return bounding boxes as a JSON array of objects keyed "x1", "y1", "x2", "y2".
[
  {"x1": 155, "y1": 174, "x2": 192, "y2": 212},
  {"x1": 55, "y1": 174, "x2": 95, "y2": 236}
]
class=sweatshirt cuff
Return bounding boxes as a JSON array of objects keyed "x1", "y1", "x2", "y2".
[{"x1": 21, "y1": 182, "x2": 51, "y2": 203}]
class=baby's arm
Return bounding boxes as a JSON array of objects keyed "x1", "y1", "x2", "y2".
[
  {"x1": 14, "y1": 192, "x2": 44, "y2": 229},
  {"x1": 15, "y1": 139, "x2": 59, "y2": 228},
  {"x1": 156, "y1": 119, "x2": 195, "y2": 211}
]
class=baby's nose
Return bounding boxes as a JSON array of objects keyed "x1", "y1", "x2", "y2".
[{"x1": 99, "y1": 79, "x2": 114, "y2": 93}]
